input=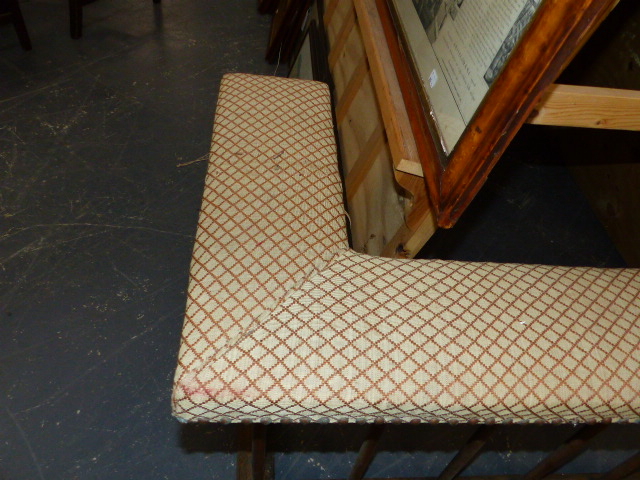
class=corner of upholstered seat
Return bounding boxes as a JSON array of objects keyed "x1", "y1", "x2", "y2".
[
  {"x1": 172, "y1": 73, "x2": 640, "y2": 427},
  {"x1": 175, "y1": 248, "x2": 640, "y2": 424},
  {"x1": 171, "y1": 73, "x2": 350, "y2": 422}
]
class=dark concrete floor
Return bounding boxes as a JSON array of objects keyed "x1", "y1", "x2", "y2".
[{"x1": 0, "y1": 1, "x2": 638, "y2": 479}]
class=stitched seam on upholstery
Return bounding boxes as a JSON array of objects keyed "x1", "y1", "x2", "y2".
[{"x1": 193, "y1": 249, "x2": 344, "y2": 372}]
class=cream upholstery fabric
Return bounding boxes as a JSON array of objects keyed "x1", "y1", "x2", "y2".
[{"x1": 172, "y1": 73, "x2": 640, "y2": 424}]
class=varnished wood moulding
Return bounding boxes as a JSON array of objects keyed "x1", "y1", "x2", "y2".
[
  {"x1": 379, "y1": 0, "x2": 619, "y2": 228},
  {"x1": 439, "y1": 0, "x2": 619, "y2": 227}
]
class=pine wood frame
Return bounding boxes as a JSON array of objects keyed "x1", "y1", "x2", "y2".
[{"x1": 266, "y1": 0, "x2": 314, "y2": 64}]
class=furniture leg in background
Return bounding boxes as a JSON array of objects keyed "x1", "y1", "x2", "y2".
[
  {"x1": 69, "y1": 0, "x2": 82, "y2": 39},
  {"x1": 1, "y1": 0, "x2": 32, "y2": 50},
  {"x1": 69, "y1": 0, "x2": 160, "y2": 39}
]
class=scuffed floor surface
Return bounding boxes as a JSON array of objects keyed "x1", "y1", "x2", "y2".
[
  {"x1": 0, "y1": 0, "x2": 638, "y2": 479},
  {"x1": 1, "y1": 1, "x2": 272, "y2": 478}
]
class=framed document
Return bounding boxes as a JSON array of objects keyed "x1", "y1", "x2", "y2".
[{"x1": 379, "y1": 0, "x2": 617, "y2": 227}]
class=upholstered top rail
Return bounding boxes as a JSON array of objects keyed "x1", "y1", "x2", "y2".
[{"x1": 172, "y1": 73, "x2": 640, "y2": 425}]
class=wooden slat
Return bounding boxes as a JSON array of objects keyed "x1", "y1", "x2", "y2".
[
  {"x1": 336, "y1": 55, "x2": 369, "y2": 125},
  {"x1": 351, "y1": 0, "x2": 436, "y2": 257},
  {"x1": 344, "y1": 122, "x2": 386, "y2": 201},
  {"x1": 329, "y1": 14, "x2": 367, "y2": 103},
  {"x1": 328, "y1": 7, "x2": 357, "y2": 70},
  {"x1": 324, "y1": 0, "x2": 353, "y2": 47},
  {"x1": 237, "y1": 424, "x2": 273, "y2": 480},
  {"x1": 327, "y1": 0, "x2": 436, "y2": 256},
  {"x1": 252, "y1": 424, "x2": 270, "y2": 480},
  {"x1": 528, "y1": 84, "x2": 640, "y2": 130},
  {"x1": 437, "y1": 426, "x2": 497, "y2": 480},
  {"x1": 323, "y1": 0, "x2": 340, "y2": 29},
  {"x1": 351, "y1": 0, "x2": 421, "y2": 176},
  {"x1": 338, "y1": 73, "x2": 382, "y2": 175},
  {"x1": 237, "y1": 424, "x2": 253, "y2": 480},
  {"x1": 396, "y1": 82, "x2": 640, "y2": 176},
  {"x1": 381, "y1": 186, "x2": 436, "y2": 258},
  {"x1": 335, "y1": 66, "x2": 400, "y2": 255},
  {"x1": 348, "y1": 424, "x2": 386, "y2": 480},
  {"x1": 348, "y1": 141, "x2": 407, "y2": 255},
  {"x1": 396, "y1": 156, "x2": 425, "y2": 177},
  {"x1": 523, "y1": 424, "x2": 609, "y2": 480}
]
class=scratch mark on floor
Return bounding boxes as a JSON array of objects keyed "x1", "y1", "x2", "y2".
[
  {"x1": 0, "y1": 124, "x2": 26, "y2": 144},
  {"x1": 0, "y1": 237, "x2": 46, "y2": 266},
  {"x1": 0, "y1": 48, "x2": 132, "y2": 113},
  {"x1": 4, "y1": 405, "x2": 45, "y2": 480},
  {"x1": 110, "y1": 259, "x2": 140, "y2": 288},
  {"x1": 0, "y1": 222, "x2": 191, "y2": 243},
  {"x1": 18, "y1": 307, "x2": 181, "y2": 415},
  {"x1": 0, "y1": 235, "x2": 50, "y2": 309},
  {"x1": 0, "y1": 230, "x2": 107, "y2": 266}
]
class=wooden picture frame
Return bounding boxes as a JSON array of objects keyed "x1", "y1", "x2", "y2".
[
  {"x1": 266, "y1": 0, "x2": 313, "y2": 64},
  {"x1": 287, "y1": 0, "x2": 326, "y2": 68},
  {"x1": 288, "y1": 21, "x2": 331, "y2": 83},
  {"x1": 378, "y1": 0, "x2": 618, "y2": 227}
]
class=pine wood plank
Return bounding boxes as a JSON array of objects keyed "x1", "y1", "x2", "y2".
[
  {"x1": 324, "y1": 0, "x2": 352, "y2": 46},
  {"x1": 329, "y1": 19, "x2": 367, "y2": 102},
  {"x1": 336, "y1": 55, "x2": 369, "y2": 125},
  {"x1": 344, "y1": 122, "x2": 386, "y2": 201},
  {"x1": 323, "y1": 0, "x2": 339, "y2": 28},
  {"x1": 328, "y1": 7, "x2": 357, "y2": 70},
  {"x1": 351, "y1": 0, "x2": 421, "y2": 176},
  {"x1": 529, "y1": 84, "x2": 640, "y2": 130}
]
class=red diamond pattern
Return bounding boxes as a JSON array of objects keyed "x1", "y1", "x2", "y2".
[{"x1": 172, "y1": 73, "x2": 640, "y2": 424}]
